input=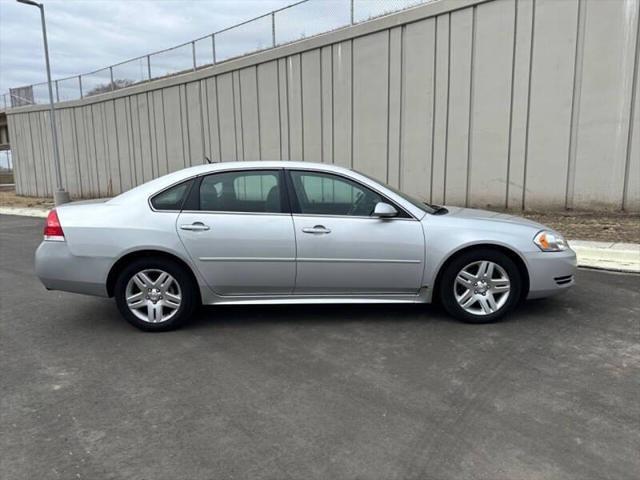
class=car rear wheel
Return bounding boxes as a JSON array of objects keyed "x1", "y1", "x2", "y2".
[
  {"x1": 114, "y1": 257, "x2": 198, "y2": 331},
  {"x1": 439, "y1": 249, "x2": 522, "y2": 323}
]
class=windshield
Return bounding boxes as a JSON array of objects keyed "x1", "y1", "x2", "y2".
[{"x1": 353, "y1": 170, "x2": 437, "y2": 214}]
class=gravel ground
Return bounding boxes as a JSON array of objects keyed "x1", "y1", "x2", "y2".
[
  {"x1": 520, "y1": 210, "x2": 639, "y2": 244},
  {"x1": 0, "y1": 190, "x2": 53, "y2": 209},
  {"x1": 0, "y1": 189, "x2": 637, "y2": 243}
]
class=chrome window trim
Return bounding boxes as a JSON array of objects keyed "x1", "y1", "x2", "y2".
[
  {"x1": 181, "y1": 210, "x2": 292, "y2": 217},
  {"x1": 291, "y1": 213, "x2": 415, "y2": 222}
]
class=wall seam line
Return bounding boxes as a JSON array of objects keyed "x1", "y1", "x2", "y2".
[
  {"x1": 276, "y1": 60, "x2": 283, "y2": 160},
  {"x1": 398, "y1": 27, "x2": 405, "y2": 189},
  {"x1": 505, "y1": 0, "x2": 519, "y2": 210},
  {"x1": 385, "y1": 29, "x2": 391, "y2": 183},
  {"x1": 622, "y1": 0, "x2": 640, "y2": 211},
  {"x1": 256, "y1": 66, "x2": 263, "y2": 159},
  {"x1": 430, "y1": 16, "x2": 438, "y2": 203},
  {"x1": 465, "y1": 7, "x2": 477, "y2": 208},
  {"x1": 565, "y1": 0, "x2": 586, "y2": 209},
  {"x1": 214, "y1": 76, "x2": 222, "y2": 162},
  {"x1": 443, "y1": 13, "x2": 451, "y2": 204},
  {"x1": 521, "y1": 0, "x2": 536, "y2": 210}
]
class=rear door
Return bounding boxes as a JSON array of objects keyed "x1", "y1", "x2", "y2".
[
  {"x1": 287, "y1": 169, "x2": 425, "y2": 295},
  {"x1": 176, "y1": 169, "x2": 296, "y2": 296}
]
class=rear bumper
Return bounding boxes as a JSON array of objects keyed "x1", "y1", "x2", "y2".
[
  {"x1": 35, "y1": 241, "x2": 110, "y2": 297},
  {"x1": 524, "y1": 248, "x2": 578, "y2": 299}
]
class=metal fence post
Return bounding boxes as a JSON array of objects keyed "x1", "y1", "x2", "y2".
[
  {"x1": 55, "y1": 80, "x2": 60, "y2": 102},
  {"x1": 212, "y1": 34, "x2": 217, "y2": 64},
  {"x1": 78, "y1": 75, "x2": 83, "y2": 98},
  {"x1": 147, "y1": 55, "x2": 152, "y2": 80},
  {"x1": 272, "y1": 12, "x2": 276, "y2": 47},
  {"x1": 350, "y1": 0, "x2": 354, "y2": 24},
  {"x1": 192, "y1": 41, "x2": 197, "y2": 71},
  {"x1": 109, "y1": 66, "x2": 114, "y2": 91}
]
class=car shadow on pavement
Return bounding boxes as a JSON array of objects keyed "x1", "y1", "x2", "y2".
[{"x1": 61, "y1": 291, "x2": 567, "y2": 334}]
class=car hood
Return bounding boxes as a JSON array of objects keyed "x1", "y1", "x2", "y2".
[{"x1": 443, "y1": 206, "x2": 546, "y2": 230}]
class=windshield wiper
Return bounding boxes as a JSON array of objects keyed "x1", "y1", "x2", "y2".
[{"x1": 427, "y1": 203, "x2": 449, "y2": 215}]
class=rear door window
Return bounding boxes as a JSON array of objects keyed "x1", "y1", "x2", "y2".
[{"x1": 199, "y1": 170, "x2": 285, "y2": 213}]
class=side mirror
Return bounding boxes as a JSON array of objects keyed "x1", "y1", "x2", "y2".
[{"x1": 373, "y1": 202, "x2": 398, "y2": 218}]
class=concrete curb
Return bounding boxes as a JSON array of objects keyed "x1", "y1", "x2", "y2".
[
  {"x1": 0, "y1": 206, "x2": 50, "y2": 218},
  {"x1": 568, "y1": 240, "x2": 640, "y2": 273},
  {"x1": 1, "y1": 206, "x2": 638, "y2": 273}
]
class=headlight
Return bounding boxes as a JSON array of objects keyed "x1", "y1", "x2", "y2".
[{"x1": 534, "y1": 230, "x2": 568, "y2": 252}]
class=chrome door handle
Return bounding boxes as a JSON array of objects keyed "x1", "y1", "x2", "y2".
[
  {"x1": 302, "y1": 225, "x2": 331, "y2": 234},
  {"x1": 180, "y1": 222, "x2": 210, "y2": 231}
]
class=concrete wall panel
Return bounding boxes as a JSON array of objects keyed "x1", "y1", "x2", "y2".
[
  {"x1": 431, "y1": 13, "x2": 450, "y2": 204},
  {"x1": 524, "y1": 0, "x2": 578, "y2": 209},
  {"x1": 445, "y1": 8, "x2": 473, "y2": 206},
  {"x1": 257, "y1": 61, "x2": 281, "y2": 160},
  {"x1": 239, "y1": 67, "x2": 260, "y2": 161},
  {"x1": 277, "y1": 59, "x2": 290, "y2": 160},
  {"x1": 387, "y1": 27, "x2": 402, "y2": 187},
  {"x1": 185, "y1": 82, "x2": 204, "y2": 166},
  {"x1": 353, "y1": 30, "x2": 389, "y2": 182},
  {"x1": 321, "y1": 46, "x2": 333, "y2": 164},
  {"x1": 301, "y1": 50, "x2": 323, "y2": 162},
  {"x1": 215, "y1": 73, "x2": 237, "y2": 161},
  {"x1": 332, "y1": 41, "x2": 352, "y2": 168},
  {"x1": 570, "y1": 0, "x2": 639, "y2": 209},
  {"x1": 468, "y1": 0, "x2": 515, "y2": 208},
  {"x1": 506, "y1": 0, "x2": 534, "y2": 210},
  {"x1": 401, "y1": 19, "x2": 436, "y2": 201},
  {"x1": 287, "y1": 54, "x2": 304, "y2": 160}
]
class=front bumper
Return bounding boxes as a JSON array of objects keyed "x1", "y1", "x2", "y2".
[
  {"x1": 35, "y1": 241, "x2": 110, "y2": 297},
  {"x1": 524, "y1": 248, "x2": 578, "y2": 299}
]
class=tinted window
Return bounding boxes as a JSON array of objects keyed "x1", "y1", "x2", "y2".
[
  {"x1": 354, "y1": 169, "x2": 436, "y2": 214},
  {"x1": 289, "y1": 171, "x2": 387, "y2": 216},
  {"x1": 199, "y1": 170, "x2": 283, "y2": 213},
  {"x1": 151, "y1": 180, "x2": 191, "y2": 211}
]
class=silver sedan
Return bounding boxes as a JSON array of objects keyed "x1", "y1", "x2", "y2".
[{"x1": 35, "y1": 161, "x2": 577, "y2": 331}]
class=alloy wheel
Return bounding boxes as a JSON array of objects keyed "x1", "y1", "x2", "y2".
[
  {"x1": 125, "y1": 269, "x2": 182, "y2": 323},
  {"x1": 454, "y1": 260, "x2": 511, "y2": 316}
]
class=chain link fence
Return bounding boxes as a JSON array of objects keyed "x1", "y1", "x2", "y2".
[{"x1": 4, "y1": 0, "x2": 433, "y2": 108}]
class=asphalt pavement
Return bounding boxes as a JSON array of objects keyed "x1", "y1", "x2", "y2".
[{"x1": 1, "y1": 214, "x2": 639, "y2": 480}]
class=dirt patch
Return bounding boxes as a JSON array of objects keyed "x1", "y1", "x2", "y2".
[
  {"x1": 520, "y1": 210, "x2": 639, "y2": 244},
  {"x1": 0, "y1": 190, "x2": 53, "y2": 209}
]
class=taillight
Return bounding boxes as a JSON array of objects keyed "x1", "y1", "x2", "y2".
[{"x1": 44, "y1": 209, "x2": 65, "y2": 242}]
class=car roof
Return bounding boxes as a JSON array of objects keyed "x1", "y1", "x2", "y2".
[{"x1": 183, "y1": 160, "x2": 353, "y2": 175}]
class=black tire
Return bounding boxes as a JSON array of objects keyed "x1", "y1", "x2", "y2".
[
  {"x1": 439, "y1": 248, "x2": 522, "y2": 324},
  {"x1": 114, "y1": 257, "x2": 198, "y2": 332}
]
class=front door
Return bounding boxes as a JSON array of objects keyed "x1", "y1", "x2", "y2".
[
  {"x1": 287, "y1": 170, "x2": 425, "y2": 295},
  {"x1": 177, "y1": 169, "x2": 295, "y2": 296}
]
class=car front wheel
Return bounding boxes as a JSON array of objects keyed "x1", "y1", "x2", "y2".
[
  {"x1": 439, "y1": 249, "x2": 522, "y2": 323},
  {"x1": 114, "y1": 257, "x2": 198, "y2": 331}
]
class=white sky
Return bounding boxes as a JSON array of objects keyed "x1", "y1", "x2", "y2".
[{"x1": 0, "y1": 0, "x2": 298, "y2": 93}]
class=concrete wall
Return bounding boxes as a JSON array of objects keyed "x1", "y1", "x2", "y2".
[{"x1": 7, "y1": 0, "x2": 640, "y2": 211}]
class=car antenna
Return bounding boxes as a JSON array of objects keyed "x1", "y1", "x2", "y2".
[{"x1": 205, "y1": 156, "x2": 213, "y2": 164}]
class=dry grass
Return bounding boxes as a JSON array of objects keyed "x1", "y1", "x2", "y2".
[
  {"x1": 0, "y1": 189, "x2": 53, "y2": 209},
  {"x1": 520, "y1": 210, "x2": 639, "y2": 244}
]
